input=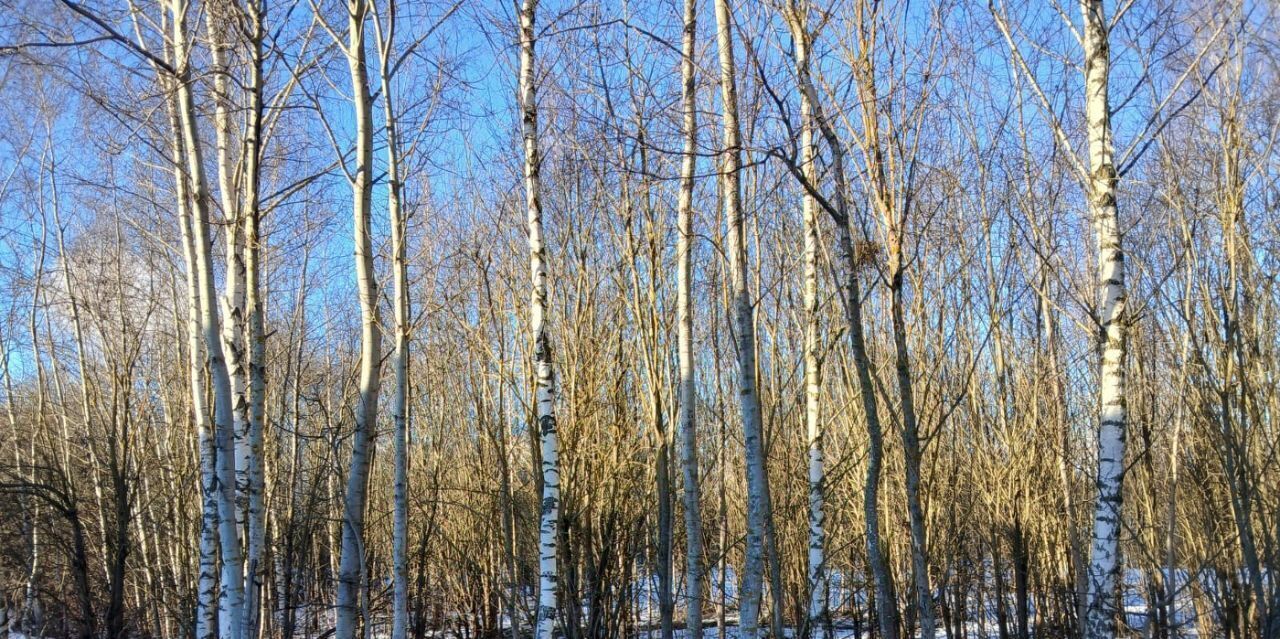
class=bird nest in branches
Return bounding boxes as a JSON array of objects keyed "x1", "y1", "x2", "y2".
[{"x1": 853, "y1": 240, "x2": 882, "y2": 270}]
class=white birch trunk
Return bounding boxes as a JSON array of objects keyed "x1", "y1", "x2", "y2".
[
  {"x1": 786, "y1": 9, "x2": 827, "y2": 634},
  {"x1": 712, "y1": 2, "x2": 770, "y2": 636},
  {"x1": 374, "y1": 7, "x2": 412, "y2": 635},
  {"x1": 170, "y1": 1, "x2": 246, "y2": 634},
  {"x1": 786, "y1": 22, "x2": 898, "y2": 635},
  {"x1": 335, "y1": 1, "x2": 382, "y2": 637},
  {"x1": 387, "y1": 84, "x2": 411, "y2": 639},
  {"x1": 23, "y1": 234, "x2": 46, "y2": 638},
  {"x1": 519, "y1": 3, "x2": 561, "y2": 637},
  {"x1": 205, "y1": 4, "x2": 251, "y2": 552},
  {"x1": 676, "y1": 0, "x2": 704, "y2": 636},
  {"x1": 241, "y1": 4, "x2": 267, "y2": 637},
  {"x1": 169, "y1": 97, "x2": 219, "y2": 639},
  {"x1": 1080, "y1": 1, "x2": 1128, "y2": 637}
]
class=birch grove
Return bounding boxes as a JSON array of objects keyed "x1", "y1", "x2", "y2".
[{"x1": 1, "y1": 1, "x2": 1279, "y2": 639}]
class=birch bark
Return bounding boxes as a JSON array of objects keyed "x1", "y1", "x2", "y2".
[
  {"x1": 712, "y1": 2, "x2": 770, "y2": 637},
  {"x1": 1080, "y1": 1, "x2": 1129, "y2": 637},
  {"x1": 204, "y1": 3, "x2": 251, "y2": 551},
  {"x1": 676, "y1": 0, "x2": 704, "y2": 636},
  {"x1": 784, "y1": 8, "x2": 827, "y2": 635},
  {"x1": 786, "y1": 20, "x2": 898, "y2": 636},
  {"x1": 373, "y1": 4, "x2": 412, "y2": 635},
  {"x1": 519, "y1": 3, "x2": 562, "y2": 638},
  {"x1": 167, "y1": 3, "x2": 244, "y2": 635},
  {"x1": 169, "y1": 1, "x2": 246, "y2": 634},
  {"x1": 168, "y1": 96, "x2": 218, "y2": 639},
  {"x1": 240, "y1": 4, "x2": 267, "y2": 637},
  {"x1": 335, "y1": 0, "x2": 382, "y2": 637}
]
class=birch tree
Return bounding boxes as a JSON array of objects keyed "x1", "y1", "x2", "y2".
[
  {"x1": 519, "y1": 2, "x2": 562, "y2": 638},
  {"x1": 4, "y1": 2, "x2": 1275, "y2": 638},
  {"x1": 676, "y1": 0, "x2": 704, "y2": 637},
  {"x1": 168, "y1": 88, "x2": 218, "y2": 639},
  {"x1": 779, "y1": 6, "x2": 899, "y2": 635},
  {"x1": 166, "y1": 2, "x2": 247, "y2": 634},
  {"x1": 372, "y1": 2, "x2": 411, "y2": 636},
  {"x1": 783, "y1": 5, "x2": 827, "y2": 636},
  {"x1": 239, "y1": 4, "x2": 268, "y2": 636},
  {"x1": 989, "y1": 1, "x2": 1228, "y2": 633},
  {"x1": 204, "y1": 2, "x2": 252, "y2": 566},
  {"x1": 333, "y1": 0, "x2": 382, "y2": 636},
  {"x1": 1079, "y1": 3, "x2": 1128, "y2": 635},
  {"x1": 712, "y1": 2, "x2": 772, "y2": 637}
]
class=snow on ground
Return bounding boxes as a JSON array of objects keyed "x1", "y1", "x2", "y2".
[{"x1": 2, "y1": 568, "x2": 1212, "y2": 638}]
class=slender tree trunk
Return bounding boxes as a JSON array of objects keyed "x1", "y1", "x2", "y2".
[
  {"x1": 70, "y1": 505, "x2": 95, "y2": 639},
  {"x1": 1080, "y1": 2, "x2": 1129, "y2": 637},
  {"x1": 993, "y1": 539, "x2": 1009, "y2": 639},
  {"x1": 45, "y1": 134, "x2": 104, "y2": 639},
  {"x1": 712, "y1": 2, "x2": 770, "y2": 637},
  {"x1": 851, "y1": 17, "x2": 933, "y2": 632},
  {"x1": 764, "y1": 497, "x2": 786, "y2": 639},
  {"x1": 888, "y1": 262, "x2": 933, "y2": 639},
  {"x1": 241, "y1": 5, "x2": 268, "y2": 637},
  {"x1": 676, "y1": 0, "x2": 704, "y2": 636},
  {"x1": 280, "y1": 246, "x2": 310, "y2": 639},
  {"x1": 519, "y1": 3, "x2": 562, "y2": 638},
  {"x1": 169, "y1": 3, "x2": 247, "y2": 636},
  {"x1": 1011, "y1": 521, "x2": 1029, "y2": 639},
  {"x1": 785, "y1": 16, "x2": 898, "y2": 638},
  {"x1": 656, "y1": 399, "x2": 675, "y2": 639},
  {"x1": 1163, "y1": 245, "x2": 1193, "y2": 639},
  {"x1": 480, "y1": 261, "x2": 521, "y2": 639},
  {"x1": 845, "y1": 224, "x2": 897, "y2": 639},
  {"x1": 785, "y1": 8, "x2": 827, "y2": 636},
  {"x1": 1040, "y1": 270, "x2": 1087, "y2": 632},
  {"x1": 169, "y1": 93, "x2": 218, "y2": 639},
  {"x1": 716, "y1": 322, "x2": 728, "y2": 639},
  {"x1": 45, "y1": 196, "x2": 97, "y2": 639},
  {"x1": 622, "y1": 114, "x2": 675, "y2": 639},
  {"x1": 205, "y1": 2, "x2": 251, "y2": 561},
  {"x1": 24, "y1": 216, "x2": 48, "y2": 639},
  {"x1": 375, "y1": 5, "x2": 413, "y2": 635},
  {"x1": 335, "y1": 1, "x2": 382, "y2": 637},
  {"x1": 1211, "y1": 74, "x2": 1276, "y2": 636}
]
